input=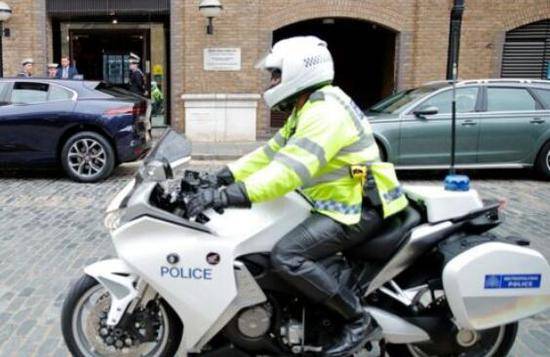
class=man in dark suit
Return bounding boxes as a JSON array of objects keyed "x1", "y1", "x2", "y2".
[{"x1": 56, "y1": 56, "x2": 79, "y2": 79}]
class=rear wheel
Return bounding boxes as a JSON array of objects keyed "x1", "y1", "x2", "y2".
[
  {"x1": 386, "y1": 323, "x2": 518, "y2": 357},
  {"x1": 61, "y1": 131, "x2": 115, "y2": 182},
  {"x1": 61, "y1": 275, "x2": 183, "y2": 357},
  {"x1": 535, "y1": 141, "x2": 550, "y2": 180}
]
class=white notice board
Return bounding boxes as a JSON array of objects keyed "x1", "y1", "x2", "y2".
[{"x1": 204, "y1": 48, "x2": 241, "y2": 71}]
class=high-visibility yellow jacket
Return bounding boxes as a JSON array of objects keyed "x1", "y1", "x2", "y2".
[{"x1": 228, "y1": 85, "x2": 407, "y2": 225}]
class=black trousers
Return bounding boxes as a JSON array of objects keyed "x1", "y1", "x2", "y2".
[{"x1": 271, "y1": 208, "x2": 383, "y2": 319}]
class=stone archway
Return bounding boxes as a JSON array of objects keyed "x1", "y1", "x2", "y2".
[
  {"x1": 264, "y1": 0, "x2": 406, "y2": 34},
  {"x1": 500, "y1": 5, "x2": 550, "y2": 32},
  {"x1": 268, "y1": 18, "x2": 398, "y2": 127},
  {"x1": 492, "y1": 5, "x2": 550, "y2": 77},
  {"x1": 256, "y1": 0, "x2": 413, "y2": 131}
]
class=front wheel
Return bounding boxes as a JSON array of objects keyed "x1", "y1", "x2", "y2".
[
  {"x1": 61, "y1": 275, "x2": 183, "y2": 357},
  {"x1": 386, "y1": 323, "x2": 518, "y2": 357}
]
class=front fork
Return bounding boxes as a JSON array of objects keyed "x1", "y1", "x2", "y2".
[{"x1": 84, "y1": 259, "x2": 157, "y2": 326}]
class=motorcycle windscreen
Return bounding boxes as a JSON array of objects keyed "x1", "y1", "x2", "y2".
[
  {"x1": 443, "y1": 242, "x2": 550, "y2": 330},
  {"x1": 144, "y1": 128, "x2": 192, "y2": 166}
]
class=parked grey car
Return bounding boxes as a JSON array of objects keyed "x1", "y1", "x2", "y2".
[{"x1": 367, "y1": 79, "x2": 550, "y2": 179}]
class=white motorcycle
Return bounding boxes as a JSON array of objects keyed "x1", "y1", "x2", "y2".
[{"x1": 62, "y1": 129, "x2": 550, "y2": 357}]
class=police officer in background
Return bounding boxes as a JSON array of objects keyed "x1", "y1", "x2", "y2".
[
  {"x1": 47, "y1": 63, "x2": 58, "y2": 78},
  {"x1": 128, "y1": 57, "x2": 146, "y2": 96},
  {"x1": 186, "y1": 36, "x2": 408, "y2": 356},
  {"x1": 17, "y1": 58, "x2": 34, "y2": 77}
]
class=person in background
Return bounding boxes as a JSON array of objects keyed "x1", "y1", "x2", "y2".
[
  {"x1": 129, "y1": 59, "x2": 146, "y2": 96},
  {"x1": 17, "y1": 58, "x2": 34, "y2": 77},
  {"x1": 47, "y1": 63, "x2": 58, "y2": 78},
  {"x1": 56, "y1": 56, "x2": 78, "y2": 79},
  {"x1": 151, "y1": 81, "x2": 164, "y2": 115}
]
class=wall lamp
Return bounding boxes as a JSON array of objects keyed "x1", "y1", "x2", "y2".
[{"x1": 199, "y1": 0, "x2": 223, "y2": 35}]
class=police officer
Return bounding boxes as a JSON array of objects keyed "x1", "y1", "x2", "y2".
[
  {"x1": 128, "y1": 58, "x2": 146, "y2": 96},
  {"x1": 186, "y1": 36, "x2": 407, "y2": 356},
  {"x1": 18, "y1": 58, "x2": 34, "y2": 77},
  {"x1": 47, "y1": 63, "x2": 58, "y2": 78}
]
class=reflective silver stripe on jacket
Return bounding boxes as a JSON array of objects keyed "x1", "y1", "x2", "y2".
[
  {"x1": 323, "y1": 91, "x2": 375, "y2": 148},
  {"x1": 287, "y1": 137, "x2": 328, "y2": 167},
  {"x1": 304, "y1": 166, "x2": 350, "y2": 187},
  {"x1": 273, "y1": 132, "x2": 286, "y2": 147},
  {"x1": 313, "y1": 199, "x2": 361, "y2": 215},
  {"x1": 339, "y1": 136, "x2": 375, "y2": 155},
  {"x1": 274, "y1": 153, "x2": 311, "y2": 184},
  {"x1": 263, "y1": 144, "x2": 276, "y2": 159}
]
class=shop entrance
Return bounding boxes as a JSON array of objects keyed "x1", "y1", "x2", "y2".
[{"x1": 271, "y1": 18, "x2": 397, "y2": 127}]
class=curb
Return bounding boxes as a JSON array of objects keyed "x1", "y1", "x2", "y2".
[{"x1": 191, "y1": 154, "x2": 239, "y2": 161}]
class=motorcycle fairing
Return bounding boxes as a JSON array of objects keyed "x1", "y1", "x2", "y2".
[
  {"x1": 84, "y1": 259, "x2": 138, "y2": 326},
  {"x1": 110, "y1": 192, "x2": 311, "y2": 350}
]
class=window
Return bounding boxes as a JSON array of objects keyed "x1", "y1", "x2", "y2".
[
  {"x1": 11, "y1": 82, "x2": 49, "y2": 104},
  {"x1": 368, "y1": 84, "x2": 447, "y2": 114},
  {"x1": 416, "y1": 87, "x2": 479, "y2": 114},
  {"x1": 532, "y1": 88, "x2": 550, "y2": 109},
  {"x1": 0, "y1": 82, "x2": 11, "y2": 105},
  {"x1": 487, "y1": 87, "x2": 536, "y2": 111},
  {"x1": 48, "y1": 85, "x2": 73, "y2": 101}
]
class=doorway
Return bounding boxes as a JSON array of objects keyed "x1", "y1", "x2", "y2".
[
  {"x1": 271, "y1": 18, "x2": 397, "y2": 127},
  {"x1": 70, "y1": 29, "x2": 149, "y2": 90},
  {"x1": 53, "y1": 21, "x2": 170, "y2": 127}
]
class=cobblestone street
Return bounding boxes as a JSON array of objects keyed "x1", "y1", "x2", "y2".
[{"x1": 0, "y1": 163, "x2": 549, "y2": 356}]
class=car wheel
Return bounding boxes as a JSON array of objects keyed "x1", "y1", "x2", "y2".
[
  {"x1": 535, "y1": 141, "x2": 550, "y2": 180},
  {"x1": 61, "y1": 131, "x2": 115, "y2": 182}
]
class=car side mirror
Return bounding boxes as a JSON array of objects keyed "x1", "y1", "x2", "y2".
[{"x1": 413, "y1": 105, "x2": 439, "y2": 119}]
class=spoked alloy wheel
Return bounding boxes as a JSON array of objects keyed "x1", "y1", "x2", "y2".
[
  {"x1": 68, "y1": 138, "x2": 107, "y2": 178},
  {"x1": 61, "y1": 131, "x2": 115, "y2": 182},
  {"x1": 62, "y1": 275, "x2": 182, "y2": 357}
]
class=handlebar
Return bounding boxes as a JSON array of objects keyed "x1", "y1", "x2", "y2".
[{"x1": 150, "y1": 170, "x2": 221, "y2": 224}]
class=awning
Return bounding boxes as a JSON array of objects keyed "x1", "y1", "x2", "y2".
[{"x1": 46, "y1": 0, "x2": 170, "y2": 16}]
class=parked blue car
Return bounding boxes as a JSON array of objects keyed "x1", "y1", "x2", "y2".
[{"x1": 0, "y1": 78, "x2": 152, "y2": 182}]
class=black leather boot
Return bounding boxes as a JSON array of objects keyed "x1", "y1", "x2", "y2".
[{"x1": 322, "y1": 288, "x2": 374, "y2": 357}]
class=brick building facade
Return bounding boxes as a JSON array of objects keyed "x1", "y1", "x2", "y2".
[{"x1": 1, "y1": 0, "x2": 550, "y2": 140}]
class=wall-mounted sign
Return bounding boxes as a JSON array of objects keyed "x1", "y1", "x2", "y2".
[{"x1": 204, "y1": 48, "x2": 241, "y2": 71}]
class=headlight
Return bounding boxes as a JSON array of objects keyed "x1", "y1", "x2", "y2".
[{"x1": 104, "y1": 209, "x2": 126, "y2": 232}]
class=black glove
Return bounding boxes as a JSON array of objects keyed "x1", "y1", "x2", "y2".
[
  {"x1": 186, "y1": 183, "x2": 251, "y2": 218},
  {"x1": 215, "y1": 166, "x2": 235, "y2": 187}
]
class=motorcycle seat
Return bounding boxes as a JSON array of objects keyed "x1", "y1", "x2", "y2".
[{"x1": 346, "y1": 206, "x2": 422, "y2": 261}]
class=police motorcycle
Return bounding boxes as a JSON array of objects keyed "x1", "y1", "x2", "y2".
[{"x1": 61, "y1": 129, "x2": 550, "y2": 357}]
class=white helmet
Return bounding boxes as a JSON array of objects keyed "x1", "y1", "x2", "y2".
[{"x1": 257, "y1": 36, "x2": 334, "y2": 109}]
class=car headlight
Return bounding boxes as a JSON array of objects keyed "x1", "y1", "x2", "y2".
[{"x1": 104, "y1": 209, "x2": 126, "y2": 232}]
